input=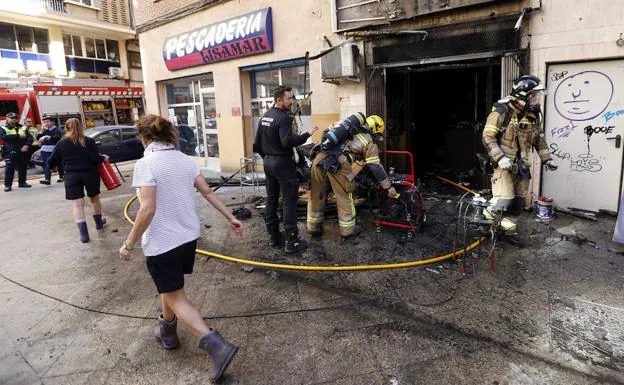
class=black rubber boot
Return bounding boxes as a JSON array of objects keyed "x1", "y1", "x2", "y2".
[
  {"x1": 198, "y1": 329, "x2": 239, "y2": 382},
  {"x1": 93, "y1": 214, "x2": 107, "y2": 230},
  {"x1": 284, "y1": 228, "x2": 308, "y2": 253},
  {"x1": 265, "y1": 220, "x2": 283, "y2": 248},
  {"x1": 153, "y1": 314, "x2": 179, "y2": 350},
  {"x1": 76, "y1": 221, "x2": 89, "y2": 243}
]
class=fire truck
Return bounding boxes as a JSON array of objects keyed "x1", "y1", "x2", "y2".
[{"x1": 0, "y1": 85, "x2": 144, "y2": 129}]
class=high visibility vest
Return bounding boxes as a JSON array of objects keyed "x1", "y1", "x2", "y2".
[{"x1": 1, "y1": 125, "x2": 28, "y2": 136}]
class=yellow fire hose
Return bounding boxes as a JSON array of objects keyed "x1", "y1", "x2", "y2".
[{"x1": 123, "y1": 177, "x2": 484, "y2": 271}]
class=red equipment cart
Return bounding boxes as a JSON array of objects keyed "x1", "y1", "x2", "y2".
[{"x1": 372, "y1": 150, "x2": 425, "y2": 233}]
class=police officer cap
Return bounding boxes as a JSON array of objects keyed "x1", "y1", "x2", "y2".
[
  {"x1": 6, "y1": 112, "x2": 18, "y2": 119},
  {"x1": 42, "y1": 115, "x2": 54, "y2": 121}
]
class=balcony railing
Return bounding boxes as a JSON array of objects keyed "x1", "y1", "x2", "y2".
[
  {"x1": 0, "y1": 0, "x2": 67, "y2": 14},
  {"x1": 36, "y1": 0, "x2": 66, "y2": 12}
]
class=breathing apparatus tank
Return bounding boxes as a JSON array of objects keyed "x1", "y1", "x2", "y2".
[{"x1": 320, "y1": 112, "x2": 366, "y2": 152}]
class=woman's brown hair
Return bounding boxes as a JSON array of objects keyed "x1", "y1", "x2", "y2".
[
  {"x1": 136, "y1": 114, "x2": 178, "y2": 145},
  {"x1": 64, "y1": 118, "x2": 86, "y2": 147}
]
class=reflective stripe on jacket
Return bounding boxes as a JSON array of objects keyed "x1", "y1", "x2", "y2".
[{"x1": 482, "y1": 102, "x2": 552, "y2": 164}]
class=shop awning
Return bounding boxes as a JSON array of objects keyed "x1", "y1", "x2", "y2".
[
  {"x1": 240, "y1": 57, "x2": 306, "y2": 72},
  {"x1": 34, "y1": 85, "x2": 143, "y2": 96}
]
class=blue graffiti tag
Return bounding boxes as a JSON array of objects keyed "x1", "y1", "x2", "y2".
[{"x1": 604, "y1": 109, "x2": 624, "y2": 123}]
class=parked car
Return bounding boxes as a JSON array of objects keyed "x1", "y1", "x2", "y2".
[{"x1": 32, "y1": 125, "x2": 143, "y2": 166}]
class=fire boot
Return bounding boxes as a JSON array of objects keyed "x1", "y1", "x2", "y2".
[
  {"x1": 198, "y1": 329, "x2": 239, "y2": 382},
  {"x1": 500, "y1": 232, "x2": 525, "y2": 248},
  {"x1": 342, "y1": 225, "x2": 361, "y2": 241},
  {"x1": 284, "y1": 228, "x2": 308, "y2": 253},
  {"x1": 154, "y1": 314, "x2": 180, "y2": 350},
  {"x1": 308, "y1": 226, "x2": 323, "y2": 238},
  {"x1": 76, "y1": 220, "x2": 89, "y2": 243},
  {"x1": 93, "y1": 214, "x2": 107, "y2": 230},
  {"x1": 265, "y1": 220, "x2": 283, "y2": 248}
]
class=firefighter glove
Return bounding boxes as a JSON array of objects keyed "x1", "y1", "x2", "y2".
[
  {"x1": 544, "y1": 159, "x2": 558, "y2": 171},
  {"x1": 498, "y1": 156, "x2": 513, "y2": 170}
]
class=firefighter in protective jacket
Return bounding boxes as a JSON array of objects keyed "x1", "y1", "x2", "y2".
[
  {"x1": 483, "y1": 75, "x2": 558, "y2": 218},
  {"x1": 307, "y1": 113, "x2": 396, "y2": 238}
]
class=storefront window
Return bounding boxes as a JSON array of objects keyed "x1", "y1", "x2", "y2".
[
  {"x1": 281, "y1": 66, "x2": 310, "y2": 109},
  {"x1": 162, "y1": 75, "x2": 219, "y2": 163},
  {"x1": 199, "y1": 73, "x2": 214, "y2": 88},
  {"x1": 250, "y1": 64, "x2": 312, "y2": 137},
  {"x1": 202, "y1": 91, "x2": 218, "y2": 158},
  {"x1": 254, "y1": 69, "x2": 280, "y2": 98},
  {"x1": 166, "y1": 80, "x2": 194, "y2": 104}
]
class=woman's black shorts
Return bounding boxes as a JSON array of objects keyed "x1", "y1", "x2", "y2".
[
  {"x1": 64, "y1": 169, "x2": 101, "y2": 200},
  {"x1": 146, "y1": 239, "x2": 198, "y2": 294}
]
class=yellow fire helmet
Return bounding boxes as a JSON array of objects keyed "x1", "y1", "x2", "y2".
[{"x1": 366, "y1": 115, "x2": 385, "y2": 135}]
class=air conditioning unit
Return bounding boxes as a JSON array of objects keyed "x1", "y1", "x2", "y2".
[
  {"x1": 109, "y1": 67, "x2": 124, "y2": 78},
  {"x1": 320, "y1": 44, "x2": 360, "y2": 82}
]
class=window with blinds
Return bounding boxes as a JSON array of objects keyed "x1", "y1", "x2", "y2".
[{"x1": 101, "y1": 0, "x2": 130, "y2": 26}]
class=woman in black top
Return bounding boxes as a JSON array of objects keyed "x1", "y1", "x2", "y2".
[{"x1": 50, "y1": 118, "x2": 108, "y2": 243}]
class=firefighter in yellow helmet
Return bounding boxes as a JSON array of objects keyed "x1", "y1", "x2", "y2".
[{"x1": 307, "y1": 113, "x2": 396, "y2": 238}]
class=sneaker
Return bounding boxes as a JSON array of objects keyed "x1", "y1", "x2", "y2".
[
  {"x1": 40, "y1": 180, "x2": 51, "y2": 185},
  {"x1": 18, "y1": 183, "x2": 31, "y2": 188},
  {"x1": 4, "y1": 186, "x2": 11, "y2": 192}
]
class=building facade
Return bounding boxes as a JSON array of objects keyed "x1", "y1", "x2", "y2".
[
  {"x1": 136, "y1": 0, "x2": 624, "y2": 214},
  {"x1": 136, "y1": 0, "x2": 364, "y2": 171}
]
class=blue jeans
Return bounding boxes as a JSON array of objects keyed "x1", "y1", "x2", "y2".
[{"x1": 41, "y1": 151, "x2": 64, "y2": 181}]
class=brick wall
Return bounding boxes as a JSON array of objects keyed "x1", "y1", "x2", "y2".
[{"x1": 135, "y1": 0, "x2": 223, "y2": 28}]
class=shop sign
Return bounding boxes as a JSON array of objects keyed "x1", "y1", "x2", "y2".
[{"x1": 163, "y1": 7, "x2": 273, "y2": 71}]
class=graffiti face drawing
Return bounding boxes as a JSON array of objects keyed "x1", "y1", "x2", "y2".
[{"x1": 554, "y1": 71, "x2": 614, "y2": 121}]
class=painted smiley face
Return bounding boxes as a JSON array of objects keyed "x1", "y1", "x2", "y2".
[{"x1": 554, "y1": 71, "x2": 614, "y2": 121}]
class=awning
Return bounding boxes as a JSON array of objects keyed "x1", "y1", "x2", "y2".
[{"x1": 34, "y1": 85, "x2": 143, "y2": 97}]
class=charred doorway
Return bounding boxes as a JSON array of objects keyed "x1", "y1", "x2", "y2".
[
  {"x1": 385, "y1": 61, "x2": 501, "y2": 182},
  {"x1": 364, "y1": 15, "x2": 529, "y2": 187}
]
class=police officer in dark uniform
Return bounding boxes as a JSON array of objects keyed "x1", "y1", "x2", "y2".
[
  {"x1": 1, "y1": 112, "x2": 33, "y2": 192},
  {"x1": 253, "y1": 86, "x2": 318, "y2": 253}
]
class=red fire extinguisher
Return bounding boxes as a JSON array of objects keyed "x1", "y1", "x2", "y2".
[{"x1": 98, "y1": 159, "x2": 121, "y2": 190}]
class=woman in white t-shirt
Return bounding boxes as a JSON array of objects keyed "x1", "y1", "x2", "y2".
[{"x1": 118, "y1": 114, "x2": 243, "y2": 383}]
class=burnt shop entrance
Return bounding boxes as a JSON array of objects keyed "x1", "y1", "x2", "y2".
[{"x1": 365, "y1": 16, "x2": 529, "y2": 187}]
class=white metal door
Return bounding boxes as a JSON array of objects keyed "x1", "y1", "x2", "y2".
[{"x1": 542, "y1": 60, "x2": 624, "y2": 212}]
